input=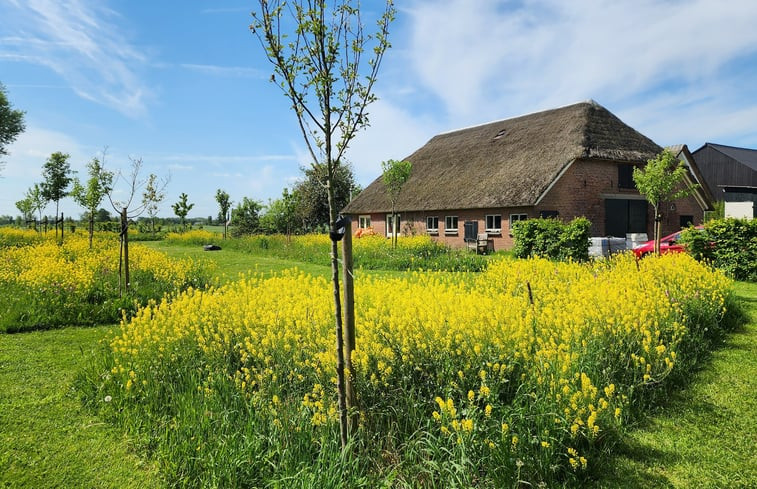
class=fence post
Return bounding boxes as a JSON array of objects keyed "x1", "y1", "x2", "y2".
[{"x1": 341, "y1": 217, "x2": 357, "y2": 431}]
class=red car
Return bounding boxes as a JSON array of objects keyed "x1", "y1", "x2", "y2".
[{"x1": 632, "y1": 226, "x2": 703, "y2": 259}]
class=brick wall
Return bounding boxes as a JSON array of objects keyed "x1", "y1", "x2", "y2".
[{"x1": 355, "y1": 159, "x2": 707, "y2": 250}]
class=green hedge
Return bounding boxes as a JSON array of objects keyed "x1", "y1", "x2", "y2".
[
  {"x1": 680, "y1": 217, "x2": 757, "y2": 281},
  {"x1": 512, "y1": 216, "x2": 591, "y2": 261}
]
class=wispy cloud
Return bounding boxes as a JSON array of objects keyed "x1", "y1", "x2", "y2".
[
  {"x1": 180, "y1": 63, "x2": 267, "y2": 79},
  {"x1": 404, "y1": 0, "x2": 757, "y2": 125},
  {"x1": 0, "y1": 0, "x2": 151, "y2": 117}
]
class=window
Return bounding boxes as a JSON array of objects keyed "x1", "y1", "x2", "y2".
[
  {"x1": 358, "y1": 215, "x2": 371, "y2": 229},
  {"x1": 445, "y1": 216, "x2": 458, "y2": 234},
  {"x1": 539, "y1": 210, "x2": 559, "y2": 219},
  {"x1": 679, "y1": 215, "x2": 694, "y2": 228},
  {"x1": 426, "y1": 216, "x2": 439, "y2": 234},
  {"x1": 509, "y1": 214, "x2": 527, "y2": 235},
  {"x1": 618, "y1": 165, "x2": 636, "y2": 189},
  {"x1": 485, "y1": 214, "x2": 502, "y2": 233},
  {"x1": 386, "y1": 214, "x2": 400, "y2": 237}
]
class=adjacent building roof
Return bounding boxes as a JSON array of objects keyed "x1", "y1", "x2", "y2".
[
  {"x1": 344, "y1": 100, "x2": 662, "y2": 214},
  {"x1": 665, "y1": 144, "x2": 714, "y2": 211},
  {"x1": 698, "y1": 143, "x2": 757, "y2": 172}
]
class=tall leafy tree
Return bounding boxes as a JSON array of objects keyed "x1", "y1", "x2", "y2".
[
  {"x1": 261, "y1": 187, "x2": 301, "y2": 237},
  {"x1": 71, "y1": 155, "x2": 114, "y2": 248},
  {"x1": 215, "y1": 189, "x2": 232, "y2": 239},
  {"x1": 231, "y1": 197, "x2": 262, "y2": 236},
  {"x1": 251, "y1": 0, "x2": 395, "y2": 446},
  {"x1": 294, "y1": 162, "x2": 357, "y2": 231},
  {"x1": 381, "y1": 159, "x2": 412, "y2": 249},
  {"x1": 171, "y1": 192, "x2": 194, "y2": 230},
  {"x1": 41, "y1": 151, "x2": 73, "y2": 241},
  {"x1": 633, "y1": 149, "x2": 698, "y2": 255},
  {"x1": 0, "y1": 83, "x2": 26, "y2": 175}
]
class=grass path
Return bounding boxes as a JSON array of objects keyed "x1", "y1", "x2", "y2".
[
  {"x1": 0, "y1": 326, "x2": 163, "y2": 488},
  {"x1": 0, "y1": 245, "x2": 755, "y2": 487},
  {"x1": 588, "y1": 282, "x2": 757, "y2": 488}
]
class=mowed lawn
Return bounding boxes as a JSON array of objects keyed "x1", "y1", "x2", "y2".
[{"x1": 1, "y1": 246, "x2": 755, "y2": 488}]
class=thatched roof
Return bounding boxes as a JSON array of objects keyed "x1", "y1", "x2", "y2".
[{"x1": 344, "y1": 100, "x2": 662, "y2": 214}]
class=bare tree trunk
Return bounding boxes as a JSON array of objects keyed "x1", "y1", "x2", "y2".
[
  {"x1": 88, "y1": 212, "x2": 94, "y2": 249},
  {"x1": 121, "y1": 207, "x2": 130, "y2": 292},
  {"x1": 327, "y1": 180, "x2": 349, "y2": 449},
  {"x1": 654, "y1": 206, "x2": 662, "y2": 255}
]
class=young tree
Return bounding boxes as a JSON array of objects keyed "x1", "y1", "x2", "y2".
[
  {"x1": 71, "y1": 155, "x2": 114, "y2": 248},
  {"x1": 215, "y1": 189, "x2": 232, "y2": 239},
  {"x1": 106, "y1": 157, "x2": 165, "y2": 295},
  {"x1": 171, "y1": 192, "x2": 194, "y2": 230},
  {"x1": 23, "y1": 183, "x2": 47, "y2": 226},
  {"x1": 381, "y1": 159, "x2": 412, "y2": 249},
  {"x1": 633, "y1": 149, "x2": 698, "y2": 255},
  {"x1": 15, "y1": 196, "x2": 33, "y2": 225},
  {"x1": 142, "y1": 173, "x2": 169, "y2": 236},
  {"x1": 41, "y1": 151, "x2": 73, "y2": 241},
  {"x1": 251, "y1": 0, "x2": 396, "y2": 446},
  {"x1": 0, "y1": 83, "x2": 26, "y2": 176}
]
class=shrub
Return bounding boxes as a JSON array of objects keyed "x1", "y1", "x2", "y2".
[
  {"x1": 512, "y1": 217, "x2": 591, "y2": 261},
  {"x1": 680, "y1": 217, "x2": 757, "y2": 281}
]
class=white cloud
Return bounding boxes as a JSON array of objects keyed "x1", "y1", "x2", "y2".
[
  {"x1": 343, "y1": 98, "x2": 442, "y2": 186},
  {"x1": 404, "y1": 0, "x2": 757, "y2": 127},
  {"x1": 0, "y1": 125, "x2": 95, "y2": 215},
  {"x1": 0, "y1": 0, "x2": 151, "y2": 117}
]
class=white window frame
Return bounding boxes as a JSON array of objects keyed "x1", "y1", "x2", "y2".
[
  {"x1": 386, "y1": 214, "x2": 400, "y2": 238},
  {"x1": 426, "y1": 216, "x2": 439, "y2": 234},
  {"x1": 445, "y1": 216, "x2": 458, "y2": 235},
  {"x1": 509, "y1": 213, "x2": 527, "y2": 235},
  {"x1": 485, "y1": 214, "x2": 502, "y2": 234},
  {"x1": 358, "y1": 215, "x2": 371, "y2": 229}
]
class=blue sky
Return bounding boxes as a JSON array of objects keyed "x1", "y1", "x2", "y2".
[{"x1": 2, "y1": 0, "x2": 757, "y2": 219}]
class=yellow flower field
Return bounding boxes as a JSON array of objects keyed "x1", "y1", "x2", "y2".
[
  {"x1": 0, "y1": 230, "x2": 214, "y2": 331},
  {"x1": 96, "y1": 252, "x2": 733, "y2": 485}
]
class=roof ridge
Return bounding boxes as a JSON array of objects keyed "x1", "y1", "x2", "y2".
[
  {"x1": 707, "y1": 142, "x2": 757, "y2": 152},
  {"x1": 435, "y1": 99, "x2": 605, "y2": 137}
]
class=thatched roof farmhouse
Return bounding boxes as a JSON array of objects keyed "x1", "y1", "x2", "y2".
[{"x1": 344, "y1": 100, "x2": 712, "y2": 250}]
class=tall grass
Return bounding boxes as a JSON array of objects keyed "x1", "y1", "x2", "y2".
[
  {"x1": 164, "y1": 230, "x2": 490, "y2": 272},
  {"x1": 77, "y1": 253, "x2": 739, "y2": 487},
  {"x1": 0, "y1": 231, "x2": 215, "y2": 332}
]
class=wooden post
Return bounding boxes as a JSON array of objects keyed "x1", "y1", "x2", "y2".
[
  {"x1": 341, "y1": 217, "x2": 357, "y2": 431},
  {"x1": 122, "y1": 207, "x2": 130, "y2": 292}
]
